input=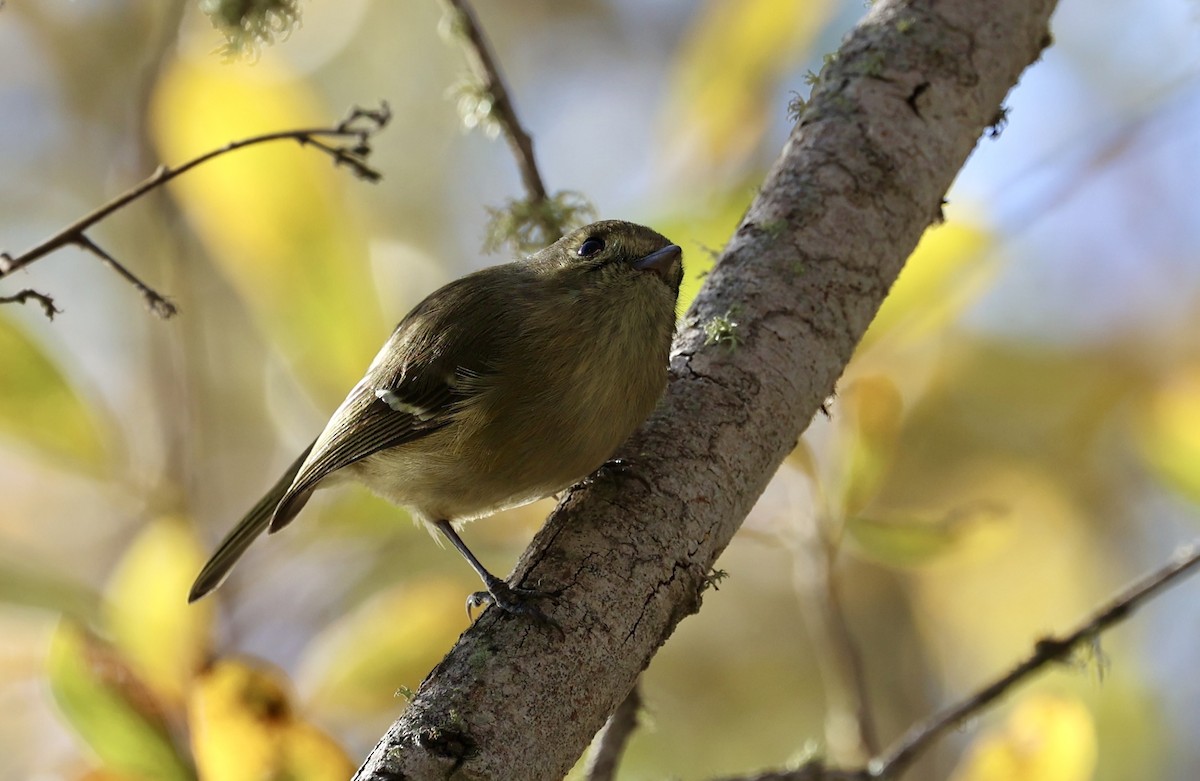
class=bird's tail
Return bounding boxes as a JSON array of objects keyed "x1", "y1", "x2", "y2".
[{"x1": 187, "y1": 442, "x2": 315, "y2": 603}]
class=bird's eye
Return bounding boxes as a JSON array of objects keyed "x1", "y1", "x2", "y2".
[{"x1": 578, "y1": 237, "x2": 605, "y2": 257}]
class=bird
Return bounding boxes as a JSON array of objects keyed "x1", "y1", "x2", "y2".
[{"x1": 188, "y1": 220, "x2": 683, "y2": 619}]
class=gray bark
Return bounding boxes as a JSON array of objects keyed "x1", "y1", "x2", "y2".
[{"x1": 354, "y1": 0, "x2": 1058, "y2": 778}]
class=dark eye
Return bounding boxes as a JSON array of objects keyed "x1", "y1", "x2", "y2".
[{"x1": 578, "y1": 236, "x2": 605, "y2": 257}]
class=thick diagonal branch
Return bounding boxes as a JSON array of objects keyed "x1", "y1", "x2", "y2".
[{"x1": 354, "y1": 1, "x2": 1058, "y2": 779}]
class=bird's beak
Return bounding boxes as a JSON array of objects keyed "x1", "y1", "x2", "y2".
[{"x1": 634, "y1": 244, "x2": 682, "y2": 282}]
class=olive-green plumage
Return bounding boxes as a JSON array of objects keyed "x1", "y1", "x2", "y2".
[{"x1": 189, "y1": 220, "x2": 683, "y2": 611}]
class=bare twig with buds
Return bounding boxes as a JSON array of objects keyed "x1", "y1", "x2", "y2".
[{"x1": 0, "y1": 103, "x2": 390, "y2": 318}]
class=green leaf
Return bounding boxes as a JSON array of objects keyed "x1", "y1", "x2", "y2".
[
  {"x1": 47, "y1": 621, "x2": 195, "y2": 781},
  {"x1": 846, "y1": 502, "x2": 1007, "y2": 569},
  {"x1": 0, "y1": 311, "x2": 107, "y2": 469}
]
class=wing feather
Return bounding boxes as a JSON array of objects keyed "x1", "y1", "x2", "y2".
[{"x1": 268, "y1": 265, "x2": 530, "y2": 530}]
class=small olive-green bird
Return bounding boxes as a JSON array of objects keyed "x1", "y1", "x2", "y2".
[{"x1": 189, "y1": 220, "x2": 683, "y2": 618}]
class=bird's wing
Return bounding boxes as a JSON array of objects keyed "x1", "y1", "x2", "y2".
[
  {"x1": 189, "y1": 441, "x2": 315, "y2": 602},
  {"x1": 189, "y1": 371, "x2": 455, "y2": 599},
  {"x1": 267, "y1": 363, "x2": 466, "y2": 531},
  {"x1": 267, "y1": 272, "x2": 518, "y2": 531}
]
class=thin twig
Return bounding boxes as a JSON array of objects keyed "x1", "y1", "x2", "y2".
[
  {"x1": 0, "y1": 103, "x2": 390, "y2": 312},
  {"x1": 869, "y1": 540, "x2": 1200, "y2": 778},
  {"x1": 585, "y1": 681, "x2": 642, "y2": 781},
  {"x1": 440, "y1": 0, "x2": 576, "y2": 248},
  {"x1": 73, "y1": 235, "x2": 177, "y2": 318},
  {"x1": 711, "y1": 540, "x2": 1200, "y2": 781},
  {"x1": 441, "y1": 0, "x2": 549, "y2": 204},
  {"x1": 0, "y1": 289, "x2": 60, "y2": 319},
  {"x1": 820, "y1": 543, "x2": 880, "y2": 757},
  {"x1": 793, "y1": 517, "x2": 879, "y2": 763}
]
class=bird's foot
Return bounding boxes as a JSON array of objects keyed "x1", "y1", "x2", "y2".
[
  {"x1": 584, "y1": 457, "x2": 652, "y2": 492},
  {"x1": 466, "y1": 578, "x2": 563, "y2": 633}
]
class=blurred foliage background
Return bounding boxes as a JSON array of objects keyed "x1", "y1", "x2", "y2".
[{"x1": 1, "y1": 0, "x2": 1199, "y2": 779}]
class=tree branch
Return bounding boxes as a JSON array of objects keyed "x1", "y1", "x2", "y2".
[
  {"x1": 440, "y1": 0, "x2": 592, "y2": 252},
  {"x1": 441, "y1": 0, "x2": 547, "y2": 206},
  {"x1": 822, "y1": 554, "x2": 879, "y2": 757},
  {"x1": 0, "y1": 289, "x2": 60, "y2": 319},
  {"x1": 73, "y1": 235, "x2": 177, "y2": 318},
  {"x1": 869, "y1": 539, "x2": 1200, "y2": 778},
  {"x1": 353, "y1": 0, "x2": 1058, "y2": 778},
  {"x1": 584, "y1": 680, "x2": 642, "y2": 781},
  {"x1": 711, "y1": 540, "x2": 1200, "y2": 781},
  {"x1": 796, "y1": 532, "x2": 880, "y2": 762},
  {"x1": 0, "y1": 103, "x2": 389, "y2": 315}
]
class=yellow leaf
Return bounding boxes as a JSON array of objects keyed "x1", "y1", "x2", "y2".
[
  {"x1": 909, "y1": 467, "x2": 1109, "y2": 675},
  {"x1": 47, "y1": 620, "x2": 194, "y2": 781},
  {"x1": 951, "y1": 694, "x2": 1097, "y2": 781},
  {"x1": 282, "y1": 722, "x2": 361, "y2": 781},
  {"x1": 148, "y1": 54, "x2": 384, "y2": 403},
  {"x1": 189, "y1": 660, "x2": 289, "y2": 781},
  {"x1": 834, "y1": 376, "x2": 903, "y2": 518},
  {"x1": 189, "y1": 658, "x2": 352, "y2": 781},
  {"x1": 665, "y1": 0, "x2": 834, "y2": 169},
  {"x1": 1135, "y1": 365, "x2": 1200, "y2": 505},
  {"x1": 103, "y1": 517, "x2": 213, "y2": 707},
  {"x1": 0, "y1": 311, "x2": 107, "y2": 469},
  {"x1": 859, "y1": 221, "x2": 994, "y2": 352},
  {"x1": 297, "y1": 579, "x2": 470, "y2": 716}
]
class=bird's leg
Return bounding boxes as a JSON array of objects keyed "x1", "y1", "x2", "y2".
[{"x1": 433, "y1": 520, "x2": 560, "y2": 627}]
